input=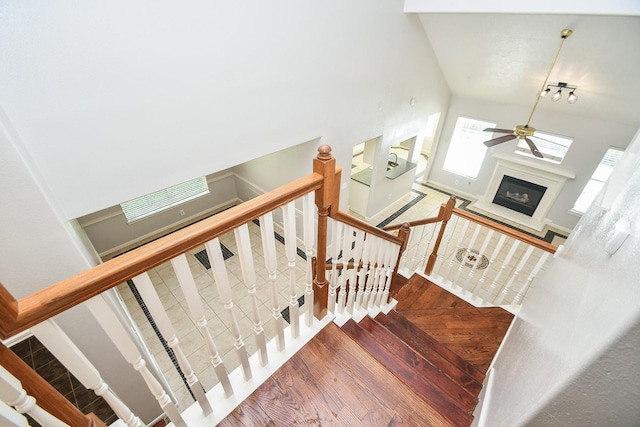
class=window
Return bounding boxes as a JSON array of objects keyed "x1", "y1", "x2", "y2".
[
  {"x1": 571, "y1": 147, "x2": 625, "y2": 214},
  {"x1": 121, "y1": 176, "x2": 209, "y2": 222},
  {"x1": 443, "y1": 117, "x2": 496, "y2": 179},
  {"x1": 515, "y1": 131, "x2": 572, "y2": 164}
]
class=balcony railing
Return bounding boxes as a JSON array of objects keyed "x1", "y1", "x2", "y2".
[
  {"x1": 0, "y1": 145, "x2": 406, "y2": 426},
  {"x1": 0, "y1": 146, "x2": 557, "y2": 426}
]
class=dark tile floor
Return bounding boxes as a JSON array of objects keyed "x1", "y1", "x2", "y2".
[{"x1": 10, "y1": 336, "x2": 117, "y2": 426}]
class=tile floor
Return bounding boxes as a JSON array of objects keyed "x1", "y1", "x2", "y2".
[
  {"x1": 116, "y1": 145, "x2": 569, "y2": 413},
  {"x1": 9, "y1": 145, "x2": 571, "y2": 422},
  {"x1": 9, "y1": 336, "x2": 117, "y2": 426}
]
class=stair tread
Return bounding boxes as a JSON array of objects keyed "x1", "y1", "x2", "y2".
[
  {"x1": 359, "y1": 316, "x2": 480, "y2": 408},
  {"x1": 312, "y1": 323, "x2": 456, "y2": 426},
  {"x1": 378, "y1": 311, "x2": 485, "y2": 384},
  {"x1": 342, "y1": 319, "x2": 474, "y2": 427},
  {"x1": 396, "y1": 279, "x2": 475, "y2": 310},
  {"x1": 401, "y1": 309, "x2": 514, "y2": 374}
]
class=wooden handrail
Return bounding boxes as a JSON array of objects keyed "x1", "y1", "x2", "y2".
[
  {"x1": 382, "y1": 216, "x2": 441, "y2": 231},
  {"x1": 0, "y1": 343, "x2": 106, "y2": 427},
  {"x1": 452, "y1": 208, "x2": 557, "y2": 254},
  {"x1": 425, "y1": 196, "x2": 456, "y2": 275},
  {"x1": 331, "y1": 211, "x2": 403, "y2": 245},
  {"x1": 0, "y1": 173, "x2": 324, "y2": 339}
]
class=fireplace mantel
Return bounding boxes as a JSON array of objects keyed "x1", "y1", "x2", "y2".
[{"x1": 472, "y1": 154, "x2": 575, "y2": 231}]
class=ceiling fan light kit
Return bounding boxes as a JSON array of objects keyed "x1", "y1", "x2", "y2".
[
  {"x1": 483, "y1": 29, "x2": 575, "y2": 158},
  {"x1": 540, "y1": 82, "x2": 578, "y2": 104}
]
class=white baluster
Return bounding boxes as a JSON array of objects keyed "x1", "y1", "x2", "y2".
[
  {"x1": 171, "y1": 254, "x2": 233, "y2": 397},
  {"x1": 463, "y1": 229, "x2": 495, "y2": 294},
  {"x1": 401, "y1": 224, "x2": 422, "y2": 273},
  {"x1": 355, "y1": 234, "x2": 373, "y2": 311},
  {"x1": 494, "y1": 245, "x2": 535, "y2": 305},
  {"x1": 282, "y1": 201, "x2": 300, "y2": 338},
  {"x1": 0, "y1": 365, "x2": 68, "y2": 427},
  {"x1": 377, "y1": 241, "x2": 400, "y2": 308},
  {"x1": 453, "y1": 223, "x2": 482, "y2": 287},
  {"x1": 30, "y1": 319, "x2": 147, "y2": 426},
  {"x1": 474, "y1": 234, "x2": 507, "y2": 301},
  {"x1": 337, "y1": 223, "x2": 353, "y2": 313},
  {"x1": 443, "y1": 218, "x2": 470, "y2": 282},
  {"x1": 132, "y1": 272, "x2": 213, "y2": 415},
  {"x1": 484, "y1": 240, "x2": 521, "y2": 303},
  {"x1": 328, "y1": 219, "x2": 342, "y2": 314},
  {"x1": 347, "y1": 229, "x2": 365, "y2": 315},
  {"x1": 369, "y1": 237, "x2": 386, "y2": 310},
  {"x1": 234, "y1": 224, "x2": 269, "y2": 367},
  {"x1": 420, "y1": 223, "x2": 440, "y2": 272},
  {"x1": 259, "y1": 212, "x2": 285, "y2": 351},
  {"x1": 433, "y1": 215, "x2": 459, "y2": 278},
  {"x1": 364, "y1": 237, "x2": 383, "y2": 311},
  {"x1": 205, "y1": 238, "x2": 253, "y2": 380},
  {"x1": 303, "y1": 192, "x2": 316, "y2": 327},
  {"x1": 85, "y1": 296, "x2": 186, "y2": 426},
  {"x1": 512, "y1": 251, "x2": 550, "y2": 306},
  {"x1": 0, "y1": 399, "x2": 28, "y2": 427}
]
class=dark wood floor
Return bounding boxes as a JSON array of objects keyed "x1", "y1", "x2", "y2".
[
  {"x1": 219, "y1": 322, "x2": 454, "y2": 426},
  {"x1": 219, "y1": 274, "x2": 514, "y2": 426},
  {"x1": 395, "y1": 276, "x2": 514, "y2": 374}
]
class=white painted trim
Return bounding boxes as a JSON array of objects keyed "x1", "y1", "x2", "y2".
[
  {"x1": 80, "y1": 173, "x2": 237, "y2": 227},
  {"x1": 98, "y1": 199, "x2": 241, "y2": 258},
  {"x1": 1, "y1": 329, "x2": 32, "y2": 348},
  {"x1": 473, "y1": 367, "x2": 495, "y2": 427},
  {"x1": 173, "y1": 312, "x2": 334, "y2": 426},
  {"x1": 403, "y1": 0, "x2": 640, "y2": 16},
  {"x1": 473, "y1": 154, "x2": 575, "y2": 231},
  {"x1": 423, "y1": 180, "x2": 478, "y2": 201}
]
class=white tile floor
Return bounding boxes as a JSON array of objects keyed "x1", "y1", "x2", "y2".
[{"x1": 116, "y1": 146, "x2": 569, "y2": 410}]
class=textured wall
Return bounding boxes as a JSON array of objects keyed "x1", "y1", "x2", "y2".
[{"x1": 481, "y1": 129, "x2": 640, "y2": 426}]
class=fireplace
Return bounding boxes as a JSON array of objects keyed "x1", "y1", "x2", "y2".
[
  {"x1": 471, "y1": 153, "x2": 575, "y2": 231},
  {"x1": 492, "y1": 175, "x2": 547, "y2": 217}
]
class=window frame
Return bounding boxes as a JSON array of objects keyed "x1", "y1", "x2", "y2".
[
  {"x1": 442, "y1": 116, "x2": 497, "y2": 179},
  {"x1": 514, "y1": 130, "x2": 573, "y2": 164},
  {"x1": 120, "y1": 176, "x2": 210, "y2": 223},
  {"x1": 570, "y1": 147, "x2": 625, "y2": 215}
]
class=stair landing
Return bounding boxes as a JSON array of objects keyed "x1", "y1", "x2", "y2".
[{"x1": 395, "y1": 274, "x2": 514, "y2": 374}]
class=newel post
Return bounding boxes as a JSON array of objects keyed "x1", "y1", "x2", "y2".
[
  {"x1": 313, "y1": 145, "x2": 338, "y2": 320},
  {"x1": 425, "y1": 196, "x2": 456, "y2": 276}
]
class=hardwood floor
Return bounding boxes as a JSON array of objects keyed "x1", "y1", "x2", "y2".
[
  {"x1": 219, "y1": 274, "x2": 514, "y2": 426},
  {"x1": 395, "y1": 276, "x2": 514, "y2": 374},
  {"x1": 219, "y1": 322, "x2": 454, "y2": 426}
]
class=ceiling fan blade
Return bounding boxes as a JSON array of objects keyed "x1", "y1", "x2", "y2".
[
  {"x1": 484, "y1": 134, "x2": 517, "y2": 147},
  {"x1": 484, "y1": 128, "x2": 514, "y2": 134},
  {"x1": 525, "y1": 137, "x2": 544, "y2": 158}
]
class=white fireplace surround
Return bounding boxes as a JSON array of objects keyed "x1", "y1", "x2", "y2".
[{"x1": 472, "y1": 153, "x2": 575, "y2": 231}]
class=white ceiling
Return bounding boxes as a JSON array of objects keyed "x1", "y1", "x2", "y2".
[{"x1": 413, "y1": 12, "x2": 640, "y2": 127}]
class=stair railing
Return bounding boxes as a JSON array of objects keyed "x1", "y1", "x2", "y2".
[
  {"x1": 311, "y1": 208, "x2": 410, "y2": 324},
  {"x1": 0, "y1": 145, "x2": 342, "y2": 426},
  {"x1": 384, "y1": 196, "x2": 557, "y2": 309}
]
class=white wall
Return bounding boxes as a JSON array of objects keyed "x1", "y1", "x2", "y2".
[
  {"x1": 427, "y1": 96, "x2": 638, "y2": 230},
  {"x1": 0, "y1": 0, "x2": 447, "y2": 221},
  {"x1": 480, "y1": 129, "x2": 640, "y2": 426},
  {"x1": 0, "y1": 113, "x2": 159, "y2": 422},
  {"x1": 0, "y1": 1, "x2": 447, "y2": 420}
]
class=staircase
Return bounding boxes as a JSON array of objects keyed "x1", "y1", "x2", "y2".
[{"x1": 219, "y1": 274, "x2": 514, "y2": 426}]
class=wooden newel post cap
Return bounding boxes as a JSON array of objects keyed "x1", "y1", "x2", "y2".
[{"x1": 316, "y1": 145, "x2": 332, "y2": 160}]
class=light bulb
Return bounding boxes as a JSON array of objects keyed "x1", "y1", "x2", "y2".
[
  {"x1": 567, "y1": 91, "x2": 578, "y2": 104},
  {"x1": 539, "y1": 88, "x2": 550, "y2": 97},
  {"x1": 551, "y1": 89, "x2": 562, "y2": 102}
]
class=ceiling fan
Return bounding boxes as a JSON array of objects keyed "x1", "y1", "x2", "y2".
[{"x1": 483, "y1": 29, "x2": 573, "y2": 158}]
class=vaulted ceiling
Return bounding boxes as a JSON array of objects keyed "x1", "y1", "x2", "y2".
[{"x1": 407, "y1": 4, "x2": 640, "y2": 127}]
